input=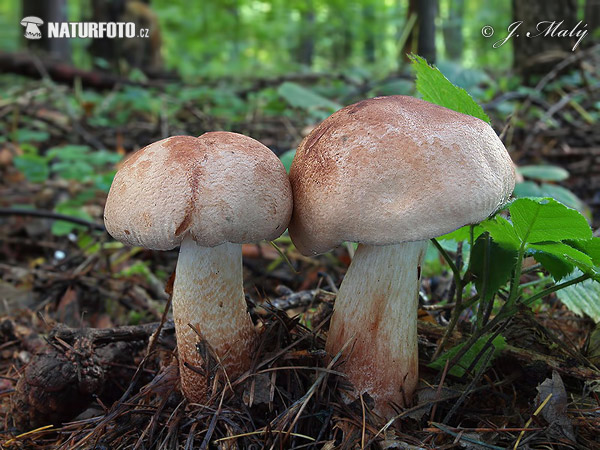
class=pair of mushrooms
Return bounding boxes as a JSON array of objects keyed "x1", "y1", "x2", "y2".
[{"x1": 104, "y1": 96, "x2": 515, "y2": 416}]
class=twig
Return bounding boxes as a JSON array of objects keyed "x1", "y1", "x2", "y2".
[{"x1": 0, "y1": 207, "x2": 105, "y2": 231}]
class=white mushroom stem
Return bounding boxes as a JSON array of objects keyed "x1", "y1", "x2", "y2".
[
  {"x1": 172, "y1": 236, "x2": 256, "y2": 402},
  {"x1": 325, "y1": 240, "x2": 427, "y2": 416}
]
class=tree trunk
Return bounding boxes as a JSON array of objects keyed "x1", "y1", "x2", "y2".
[
  {"x1": 401, "y1": 0, "x2": 418, "y2": 61},
  {"x1": 296, "y1": 0, "x2": 315, "y2": 67},
  {"x1": 512, "y1": 0, "x2": 578, "y2": 76},
  {"x1": 417, "y1": 0, "x2": 437, "y2": 63},
  {"x1": 442, "y1": 0, "x2": 464, "y2": 61},
  {"x1": 88, "y1": 0, "x2": 163, "y2": 76},
  {"x1": 363, "y1": 3, "x2": 376, "y2": 64},
  {"x1": 585, "y1": 0, "x2": 600, "y2": 41},
  {"x1": 21, "y1": 0, "x2": 71, "y2": 61}
]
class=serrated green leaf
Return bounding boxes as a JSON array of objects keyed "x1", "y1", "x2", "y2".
[
  {"x1": 518, "y1": 165, "x2": 569, "y2": 181},
  {"x1": 438, "y1": 225, "x2": 484, "y2": 242},
  {"x1": 409, "y1": 54, "x2": 490, "y2": 124},
  {"x1": 428, "y1": 334, "x2": 506, "y2": 377},
  {"x1": 533, "y1": 253, "x2": 574, "y2": 281},
  {"x1": 480, "y1": 215, "x2": 521, "y2": 250},
  {"x1": 565, "y1": 238, "x2": 600, "y2": 266},
  {"x1": 538, "y1": 184, "x2": 586, "y2": 213},
  {"x1": 278, "y1": 82, "x2": 341, "y2": 112},
  {"x1": 510, "y1": 198, "x2": 592, "y2": 244},
  {"x1": 469, "y1": 234, "x2": 518, "y2": 301},
  {"x1": 528, "y1": 242, "x2": 593, "y2": 274},
  {"x1": 556, "y1": 271, "x2": 600, "y2": 322}
]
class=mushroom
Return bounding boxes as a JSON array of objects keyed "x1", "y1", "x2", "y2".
[
  {"x1": 288, "y1": 96, "x2": 515, "y2": 416},
  {"x1": 20, "y1": 16, "x2": 43, "y2": 39},
  {"x1": 104, "y1": 133, "x2": 292, "y2": 402}
]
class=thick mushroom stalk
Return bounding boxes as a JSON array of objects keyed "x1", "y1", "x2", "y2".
[
  {"x1": 288, "y1": 96, "x2": 515, "y2": 417},
  {"x1": 173, "y1": 237, "x2": 256, "y2": 401},
  {"x1": 103, "y1": 133, "x2": 292, "y2": 403},
  {"x1": 326, "y1": 241, "x2": 427, "y2": 415}
]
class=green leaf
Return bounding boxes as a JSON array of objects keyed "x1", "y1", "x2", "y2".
[
  {"x1": 509, "y1": 198, "x2": 592, "y2": 244},
  {"x1": 429, "y1": 334, "x2": 506, "y2": 377},
  {"x1": 47, "y1": 145, "x2": 91, "y2": 161},
  {"x1": 533, "y1": 253, "x2": 574, "y2": 281},
  {"x1": 438, "y1": 225, "x2": 476, "y2": 242},
  {"x1": 480, "y1": 215, "x2": 521, "y2": 250},
  {"x1": 279, "y1": 149, "x2": 296, "y2": 173},
  {"x1": 517, "y1": 165, "x2": 569, "y2": 181},
  {"x1": 14, "y1": 129, "x2": 50, "y2": 143},
  {"x1": 52, "y1": 203, "x2": 94, "y2": 236},
  {"x1": 556, "y1": 271, "x2": 600, "y2": 322},
  {"x1": 52, "y1": 160, "x2": 94, "y2": 181},
  {"x1": 528, "y1": 242, "x2": 594, "y2": 274},
  {"x1": 409, "y1": 54, "x2": 490, "y2": 124},
  {"x1": 565, "y1": 238, "x2": 600, "y2": 266},
  {"x1": 513, "y1": 181, "x2": 543, "y2": 198},
  {"x1": 538, "y1": 184, "x2": 586, "y2": 213},
  {"x1": 469, "y1": 233, "x2": 518, "y2": 301},
  {"x1": 278, "y1": 82, "x2": 342, "y2": 112},
  {"x1": 13, "y1": 154, "x2": 49, "y2": 183}
]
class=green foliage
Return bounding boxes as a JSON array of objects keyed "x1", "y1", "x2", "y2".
[
  {"x1": 12, "y1": 141, "x2": 121, "y2": 236},
  {"x1": 513, "y1": 164, "x2": 587, "y2": 214},
  {"x1": 429, "y1": 333, "x2": 506, "y2": 377},
  {"x1": 468, "y1": 233, "x2": 516, "y2": 302},
  {"x1": 409, "y1": 54, "x2": 490, "y2": 124},
  {"x1": 517, "y1": 165, "x2": 569, "y2": 182},
  {"x1": 556, "y1": 272, "x2": 600, "y2": 323},
  {"x1": 279, "y1": 149, "x2": 296, "y2": 172},
  {"x1": 278, "y1": 82, "x2": 342, "y2": 119}
]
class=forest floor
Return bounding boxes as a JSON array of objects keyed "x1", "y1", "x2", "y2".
[{"x1": 0, "y1": 55, "x2": 599, "y2": 449}]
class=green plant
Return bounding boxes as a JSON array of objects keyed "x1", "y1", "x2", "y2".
[
  {"x1": 413, "y1": 56, "x2": 600, "y2": 377},
  {"x1": 12, "y1": 143, "x2": 121, "y2": 235}
]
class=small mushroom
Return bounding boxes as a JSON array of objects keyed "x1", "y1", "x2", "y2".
[
  {"x1": 104, "y1": 133, "x2": 292, "y2": 401},
  {"x1": 20, "y1": 16, "x2": 43, "y2": 39},
  {"x1": 288, "y1": 96, "x2": 515, "y2": 417}
]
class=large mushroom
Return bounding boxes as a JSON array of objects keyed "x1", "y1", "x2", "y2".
[
  {"x1": 104, "y1": 132, "x2": 292, "y2": 402},
  {"x1": 288, "y1": 96, "x2": 515, "y2": 417}
]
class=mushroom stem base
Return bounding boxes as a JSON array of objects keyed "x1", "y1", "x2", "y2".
[
  {"x1": 172, "y1": 237, "x2": 256, "y2": 402},
  {"x1": 326, "y1": 241, "x2": 427, "y2": 417}
]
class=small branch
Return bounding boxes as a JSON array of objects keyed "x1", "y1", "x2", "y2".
[{"x1": 0, "y1": 207, "x2": 106, "y2": 232}]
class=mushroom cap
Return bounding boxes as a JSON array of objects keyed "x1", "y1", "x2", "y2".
[
  {"x1": 21, "y1": 16, "x2": 43, "y2": 25},
  {"x1": 104, "y1": 133, "x2": 292, "y2": 250},
  {"x1": 289, "y1": 95, "x2": 515, "y2": 255}
]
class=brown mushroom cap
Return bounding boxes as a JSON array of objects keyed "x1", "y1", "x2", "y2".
[
  {"x1": 289, "y1": 95, "x2": 515, "y2": 255},
  {"x1": 104, "y1": 132, "x2": 292, "y2": 250}
]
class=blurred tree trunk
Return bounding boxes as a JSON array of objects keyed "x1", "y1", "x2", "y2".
[
  {"x1": 296, "y1": 0, "x2": 315, "y2": 67},
  {"x1": 401, "y1": 0, "x2": 418, "y2": 61},
  {"x1": 332, "y1": 5, "x2": 354, "y2": 69},
  {"x1": 442, "y1": 0, "x2": 464, "y2": 61},
  {"x1": 586, "y1": 0, "x2": 600, "y2": 39},
  {"x1": 512, "y1": 0, "x2": 578, "y2": 76},
  {"x1": 417, "y1": 0, "x2": 437, "y2": 63},
  {"x1": 89, "y1": 0, "x2": 163, "y2": 76},
  {"x1": 363, "y1": 2, "x2": 376, "y2": 64},
  {"x1": 22, "y1": 0, "x2": 71, "y2": 61}
]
